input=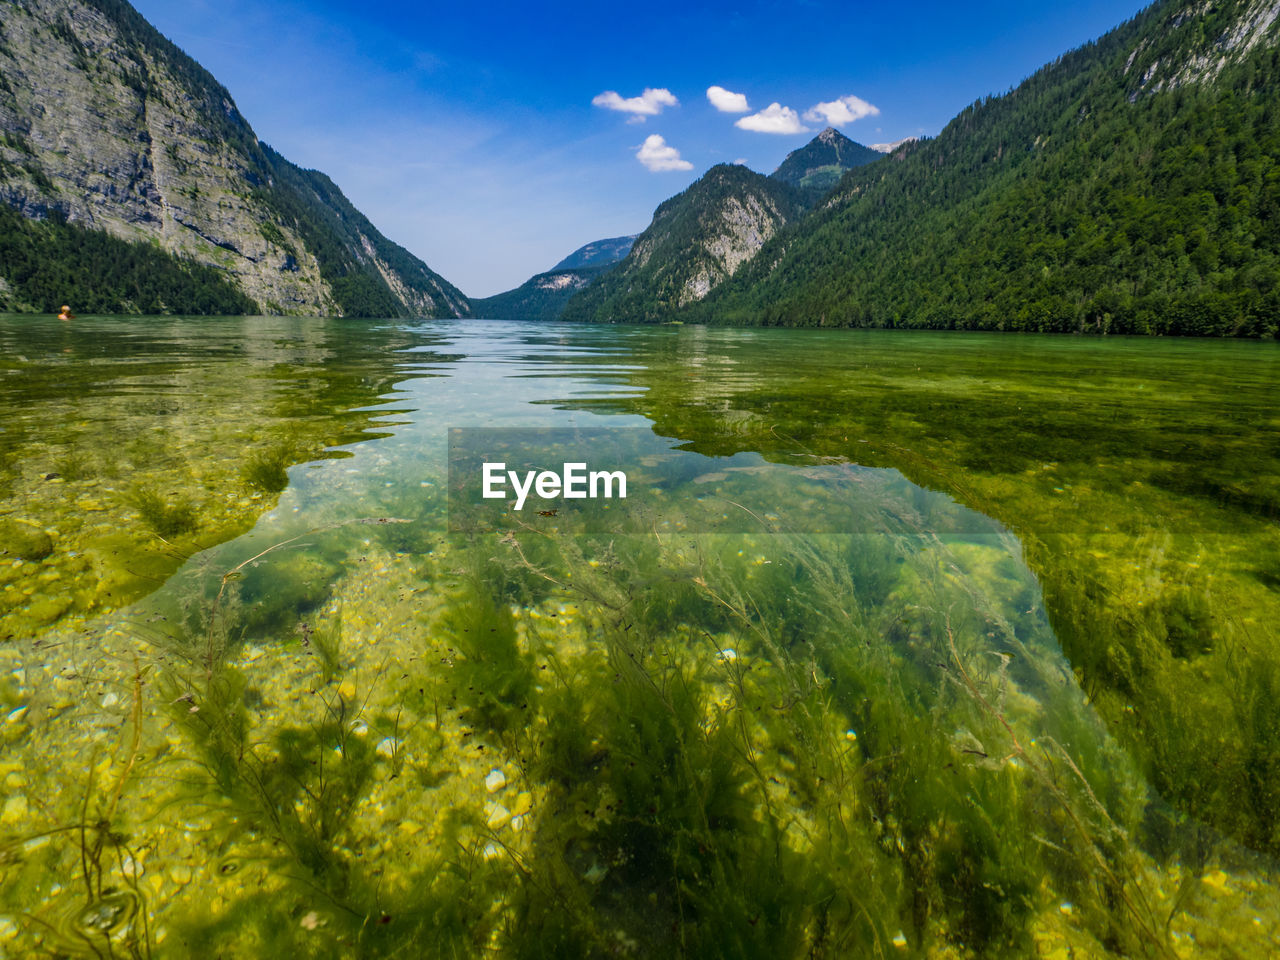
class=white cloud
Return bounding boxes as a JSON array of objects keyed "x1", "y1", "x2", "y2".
[
  {"x1": 870, "y1": 136, "x2": 917, "y2": 153},
  {"x1": 706, "y1": 85, "x2": 749, "y2": 113},
  {"x1": 734, "y1": 103, "x2": 809, "y2": 135},
  {"x1": 592, "y1": 87, "x2": 679, "y2": 120},
  {"x1": 803, "y1": 94, "x2": 880, "y2": 127},
  {"x1": 636, "y1": 134, "x2": 693, "y2": 172}
]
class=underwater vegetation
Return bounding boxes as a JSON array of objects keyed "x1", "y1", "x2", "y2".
[
  {"x1": 3, "y1": 318, "x2": 1279, "y2": 957},
  {"x1": 129, "y1": 487, "x2": 198, "y2": 539},
  {"x1": 3, "y1": 495, "x2": 1278, "y2": 958},
  {"x1": 568, "y1": 327, "x2": 1280, "y2": 860},
  {"x1": 240, "y1": 448, "x2": 294, "y2": 494}
]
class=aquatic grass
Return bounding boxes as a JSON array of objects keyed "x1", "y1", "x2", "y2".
[
  {"x1": 240, "y1": 447, "x2": 293, "y2": 493},
  {"x1": 88, "y1": 525, "x2": 514, "y2": 957},
  {"x1": 297, "y1": 609, "x2": 344, "y2": 686},
  {"x1": 51, "y1": 450, "x2": 95, "y2": 482},
  {"x1": 463, "y1": 518, "x2": 1205, "y2": 956},
  {"x1": 129, "y1": 486, "x2": 198, "y2": 539}
]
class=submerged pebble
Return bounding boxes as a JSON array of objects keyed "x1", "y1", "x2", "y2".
[
  {"x1": 1, "y1": 794, "x2": 28, "y2": 825},
  {"x1": 484, "y1": 768, "x2": 506, "y2": 793},
  {"x1": 74, "y1": 891, "x2": 137, "y2": 937},
  {"x1": 485, "y1": 802, "x2": 511, "y2": 829},
  {"x1": 121, "y1": 855, "x2": 144, "y2": 879}
]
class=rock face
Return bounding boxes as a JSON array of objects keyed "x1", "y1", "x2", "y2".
[
  {"x1": 0, "y1": 0, "x2": 469, "y2": 317},
  {"x1": 1123, "y1": 0, "x2": 1280, "y2": 96},
  {"x1": 561, "y1": 164, "x2": 804, "y2": 323}
]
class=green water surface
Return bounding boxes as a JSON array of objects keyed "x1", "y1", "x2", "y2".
[{"x1": 0, "y1": 316, "x2": 1277, "y2": 959}]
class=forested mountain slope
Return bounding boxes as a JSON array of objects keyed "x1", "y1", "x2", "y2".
[
  {"x1": 690, "y1": 0, "x2": 1280, "y2": 336},
  {"x1": 563, "y1": 1, "x2": 1280, "y2": 336},
  {"x1": 550, "y1": 235, "x2": 638, "y2": 271}
]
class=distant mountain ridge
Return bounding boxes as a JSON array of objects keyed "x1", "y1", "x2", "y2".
[
  {"x1": 472, "y1": 265, "x2": 609, "y2": 322},
  {"x1": 472, "y1": 234, "x2": 638, "y2": 321},
  {"x1": 0, "y1": 0, "x2": 468, "y2": 317},
  {"x1": 551, "y1": 235, "x2": 638, "y2": 271},
  {"x1": 559, "y1": 129, "x2": 880, "y2": 324}
]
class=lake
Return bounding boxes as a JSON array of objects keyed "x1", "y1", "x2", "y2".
[{"x1": 1, "y1": 315, "x2": 1278, "y2": 957}]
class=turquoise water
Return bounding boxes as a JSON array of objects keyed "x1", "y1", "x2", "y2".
[{"x1": 1, "y1": 316, "x2": 1278, "y2": 958}]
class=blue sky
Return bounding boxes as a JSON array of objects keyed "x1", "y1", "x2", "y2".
[{"x1": 130, "y1": 0, "x2": 1145, "y2": 298}]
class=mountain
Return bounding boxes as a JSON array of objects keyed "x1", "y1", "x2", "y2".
[
  {"x1": 770, "y1": 126, "x2": 881, "y2": 194},
  {"x1": 0, "y1": 0, "x2": 469, "y2": 318},
  {"x1": 472, "y1": 265, "x2": 610, "y2": 321},
  {"x1": 473, "y1": 235, "x2": 637, "y2": 321},
  {"x1": 551, "y1": 234, "x2": 638, "y2": 271},
  {"x1": 682, "y1": 0, "x2": 1280, "y2": 337},
  {"x1": 561, "y1": 164, "x2": 806, "y2": 323}
]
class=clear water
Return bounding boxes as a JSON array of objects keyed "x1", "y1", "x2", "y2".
[{"x1": 1, "y1": 316, "x2": 1278, "y2": 958}]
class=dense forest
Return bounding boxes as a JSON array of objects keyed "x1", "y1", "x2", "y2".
[
  {"x1": 568, "y1": 0, "x2": 1280, "y2": 338},
  {"x1": 0, "y1": 204, "x2": 256, "y2": 314}
]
